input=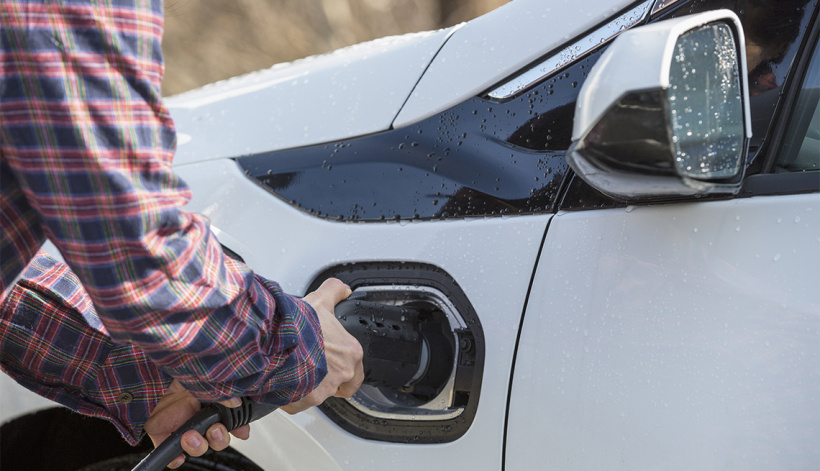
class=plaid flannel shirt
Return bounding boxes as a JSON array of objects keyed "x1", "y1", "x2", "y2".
[{"x1": 0, "y1": 0, "x2": 326, "y2": 444}]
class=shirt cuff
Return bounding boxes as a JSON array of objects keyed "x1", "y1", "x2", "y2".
[
  {"x1": 252, "y1": 277, "x2": 327, "y2": 406},
  {"x1": 172, "y1": 274, "x2": 328, "y2": 407},
  {"x1": 0, "y1": 262, "x2": 174, "y2": 445}
]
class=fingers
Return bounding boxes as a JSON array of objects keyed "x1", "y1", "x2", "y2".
[
  {"x1": 230, "y1": 424, "x2": 251, "y2": 440},
  {"x1": 336, "y1": 357, "x2": 365, "y2": 398},
  {"x1": 281, "y1": 304, "x2": 364, "y2": 414},
  {"x1": 206, "y1": 424, "x2": 232, "y2": 451},
  {"x1": 180, "y1": 429, "x2": 209, "y2": 456},
  {"x1": 176, "y1": 423, "x2": 237, "y2": 466},
  {"x1": 283, "y1": 277, "x2": 363, "y2": 416},
  {"x1": 218, "y1": 397, "x2": 242, "y2": 408},
  {"x1": 173, "y1": 398, "x2": 248, "y2": 468},
  {"x1": 279, "y1": 332, "x2": 363, "y2": 415},
  {"x1": 168, "y1": 455, "x2": 185, "y2": 469},
  {"x1": 303, "y1": 278, "x2": 351, "y2": 309},
  {"x1": 165, "y1": 426, "x2": 236, "y2": 469},
  {"x1": 146, "y1": 381, "x2": 252, "y2": 470}
]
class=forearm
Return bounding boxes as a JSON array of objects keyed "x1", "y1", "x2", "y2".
[
  {"x1": 0, "y1": 1, "x2": 326, "y2": 404},
  {"x1": 138, "y1": 260, "x2": 328, "y2": 406},
  {"x1": 0, "y1": 252, "x2": 326, "y2": 444}
]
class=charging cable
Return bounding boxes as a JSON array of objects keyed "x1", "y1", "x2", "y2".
[{"x1": 131, "y1": 398, "x2": 278, "y2": 471}]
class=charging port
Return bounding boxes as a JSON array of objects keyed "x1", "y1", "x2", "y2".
[
  {"x1": 338, "y1": 286, "x2": 462, "y2": 419},
  {"x1": 311, "y1": 262, "x2": 484, "y2": 444}
]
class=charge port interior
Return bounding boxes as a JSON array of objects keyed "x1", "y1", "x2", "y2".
[
  {"x1": 312, "y1": 262, "x2": 484, "y2": 444},
  {"x1": 340, "y1": 286, "x2": 469, "y2": 420}
]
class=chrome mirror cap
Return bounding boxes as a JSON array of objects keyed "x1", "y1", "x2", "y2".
[{"x1": 568, "y1": 10, "x2": 752, "y2": 201}]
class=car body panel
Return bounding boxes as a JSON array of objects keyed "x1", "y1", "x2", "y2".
[
  {"x1": 392, "y1": 0, "x2": 637, "y2": 128},
  {"x1": 507, "y1": 194, "x2": 820, "y2": 470},
  {"x1": 167, "y1": 28, "x2": 453, "y2": 166},
  {"x1": 0, "y1": 372, "x2": 54, "y2": 425},
  {"x1": 235, "y1": 411, "x2": 343, "y2": 471},
  {"x1": 2, "y1": 1, "x2": 818, "y2": 469},
  {"x1": 173, "y1": 158, "x2": 550, "y2": 470}
]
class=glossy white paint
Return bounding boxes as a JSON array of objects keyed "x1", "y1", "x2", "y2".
[
  {"x1": 1, "y1": 3, "x2": 815, "y2": 470},
  {"x1": 572, "y1": 10, "x2": 751, "y2": 141},
  {"x1": 506, "y1": 194, "x2": 820, "y2": 470},
  {"x1": 0, "y1": 372, "x2": 54, "y2": 425},
  {"x1": 233, "y1": 411, "x2": 342, "y2": 471},
  {"x1": 393, "y1": 0, "x2": 635, "y2": 128},
  {"x1": 167, "y1": 29, "x2": 452, "y2": 166},
  {"x1": 173, "y1": 158, "x2": 551, "y2": 470},
  {"x1": 486, "y1": 0, "x2": 652, "y2": 100}
]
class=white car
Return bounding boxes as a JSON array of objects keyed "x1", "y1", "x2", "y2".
[{"x1": 2, "y1": 0, "x2": 818, "y2": 469}]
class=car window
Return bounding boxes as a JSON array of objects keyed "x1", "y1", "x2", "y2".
[{"x1": 774, "y1": 37, "x2": 819, "y2": 173}]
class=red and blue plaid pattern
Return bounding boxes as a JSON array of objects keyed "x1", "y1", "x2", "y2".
[{"x1": 0, "y1": 0, "x2": 326, "y2": 444}]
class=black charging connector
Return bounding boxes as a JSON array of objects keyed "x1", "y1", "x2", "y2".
[{"x1": 335, "y1": 298, "x2": 429, "y2": 389}]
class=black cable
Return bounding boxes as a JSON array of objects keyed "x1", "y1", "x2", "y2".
[{"x1": 131, "y1": 399, "x2": 279, "y2": 471}]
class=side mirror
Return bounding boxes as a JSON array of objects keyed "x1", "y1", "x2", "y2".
[{"x1": 568, "y1": 10, "x2": 752, "y2": 201}]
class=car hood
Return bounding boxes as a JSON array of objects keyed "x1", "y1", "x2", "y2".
[
  {"x1": 168, "y1": 29, "x2": 454, "y2": 166},
  {"x1": 168, "y1": 0, "x2": 636, "y2": 166},
  {"x1": 394, "y1": 0, "x2": 637, "y2": 127}
]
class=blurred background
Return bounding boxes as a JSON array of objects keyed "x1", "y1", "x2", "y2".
[{"x1": 162, "y1": 0, "x2": 509, "y2": 96}]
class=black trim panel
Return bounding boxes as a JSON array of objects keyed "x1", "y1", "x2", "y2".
[
  {"x1": 740, "y1": 171, "x2": 820, "y2": 197},
  {"x1": 236, "y1": 51, "x2": 609, "y2": 221}
]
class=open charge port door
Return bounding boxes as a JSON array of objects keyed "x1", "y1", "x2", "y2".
[{"x1": 310, "y1": 262, "x2": 485, "y2": 444}]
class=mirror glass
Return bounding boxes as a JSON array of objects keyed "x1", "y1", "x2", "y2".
[{"x1": 668, "y1": 22, "x2": 744, "y2": 180}]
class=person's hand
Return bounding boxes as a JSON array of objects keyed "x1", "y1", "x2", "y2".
[
  {"x1": 282, "y1": 278, "x2": 364, "y2": 414},
  {"x1": 144, "y1": 380, "x2": 250, "y2": 469}
]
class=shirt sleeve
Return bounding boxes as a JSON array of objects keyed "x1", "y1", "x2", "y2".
[
  {"x1": 0, "y1": 1, "x2": 326, "y2": 406},
  {"x1": 0, "y1": 251, "x2": 173, "y2": 445}
]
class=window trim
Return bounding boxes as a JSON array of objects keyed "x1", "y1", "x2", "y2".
[
  {"x1": 740, "y1": 171, "x2": 820, "y2": 197},
  {"x1": 743, "y1": 5, "x2": 820, "y2": 191}
]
